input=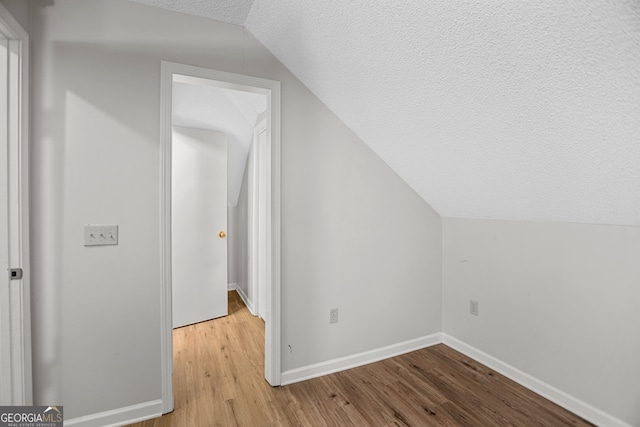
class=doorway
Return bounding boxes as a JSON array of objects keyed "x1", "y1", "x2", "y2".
[{"x1": 159, "y1": 62, "x2": 282, "y2": 414}]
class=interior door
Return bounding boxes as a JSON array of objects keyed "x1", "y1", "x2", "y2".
[
  {"x1": 0, "y1": 35, "x2": 11, "y2": 402},
  {"x1": 0, "y1": 4, "x2": 32, "y2": 405},
  {"x1": 172, "y1": 126, "x2": 228, "y2": 328}
]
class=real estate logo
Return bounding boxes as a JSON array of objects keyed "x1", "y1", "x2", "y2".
[{"x1": 0, "y1": 406, "x2": 63, "y2": 427}]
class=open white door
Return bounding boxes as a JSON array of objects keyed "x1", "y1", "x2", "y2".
[
  {"x1": 171, "y1": 126, "x2": 228, "y2": 328},
  {"x1": 0, "y1": 3, "x2": 32, "y2": 406}
]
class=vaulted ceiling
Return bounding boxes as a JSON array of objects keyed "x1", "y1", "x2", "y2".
[
  {"x1": 131, "y1": 0, "x2": 640, "y2": 227},
  {"x1": 172, "y1": 81, "x2": 266, "y2": 207}
]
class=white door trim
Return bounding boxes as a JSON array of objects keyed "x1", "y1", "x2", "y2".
[
  {"x1": 159, "y1": 61, "x2": 282, "y2": 413},
  {"x1": 0, "y1": 2, "x2": 32, "y2": 406},
  {"x1": 249, "y1": 117, "x2": 268, "y2": 320}
]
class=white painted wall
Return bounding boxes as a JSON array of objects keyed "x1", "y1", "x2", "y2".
[
  {"x1": 443, "y1": 218, "x2": 640, "y2": 426},
  {"x1": 30, "y1": 0, "x2": 442, "y2": 421},
  {"x1": 282, "y1": 109, "x2": 442, "y2": 371}
]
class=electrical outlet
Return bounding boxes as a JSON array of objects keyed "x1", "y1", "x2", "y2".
[
  {"x1": 470, "y1": 300, "x2": 479, "y2": 316},
  {"x1": 329, "y1": 308, "x2": 339, "y2": 324}
]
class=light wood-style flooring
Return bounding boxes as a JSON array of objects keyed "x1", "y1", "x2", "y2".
[{"x1": 127, "y1": 291, "x2": 593, "y2": 426}]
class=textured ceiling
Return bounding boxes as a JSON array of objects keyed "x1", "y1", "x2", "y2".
[{"x1": 135, "y1": 0, "x2": 640, "y2": 226}]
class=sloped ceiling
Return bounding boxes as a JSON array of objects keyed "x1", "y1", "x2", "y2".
[
  {"x1": 132, "y1": 0, "x2": 640, "y2": 227},
  {"x1": 172, "y1": 81, "x2": 266, "y2": 207},
  {"x1": 128, "y1": 0, "x2": 253, "y2": 25}
]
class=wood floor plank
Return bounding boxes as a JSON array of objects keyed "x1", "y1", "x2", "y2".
[{"x1": 126, "y1": 291, "x2": 593, "y2": 427}]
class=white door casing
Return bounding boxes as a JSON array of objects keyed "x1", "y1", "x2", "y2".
[
  {"x1": 171, "y1": 127, "x2": 228, "y2": 328},
  {"x1": 255, "y1": 121, "x2": 269, "y2": 319},
  {"x1": 160, "y1": 61, "x2": 282, "y2": 414},
  {"x1": 0, "y1": 3, "x2": 32, "y2": 406},
  {"x1": 248, "y1": 117, "x2": 269, "y2": 319}
]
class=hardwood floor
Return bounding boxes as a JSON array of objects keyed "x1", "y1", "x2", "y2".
[{"x1": 127, "y1": 291, "x2": 593, "y2": 426}]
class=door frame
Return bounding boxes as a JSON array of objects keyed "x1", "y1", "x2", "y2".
[
  {"x1": 159, "y1": 61, "x2": 282, "y2": 413},
  {"x1": 250, "y1": 116, "x2": 268, "y2": 319},
  {"x1": 0, "y1": 3, "x2": 32, "y2": 406}
]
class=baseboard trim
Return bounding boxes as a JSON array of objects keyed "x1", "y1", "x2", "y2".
[
  {"x1": 281, "y1": 333, "x2": 442, "y2": 386},
  {"x1": 233, "y1": 285, "x2": 256, "y2": 316},
  {"x1": 64, "y1": 399, "x2": 162, "y2": 427},
  {"x1": 227, "y1": 282, "x2": 238, "y2": 291},
  {"x1": 442, "y1": 334, "x2": 632, "y2": 427}
]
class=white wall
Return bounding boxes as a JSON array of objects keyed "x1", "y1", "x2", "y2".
[
  {"x1": 443, "y1": 218, "x2": 640, "y2": 426},
  {"x1": 30, "y1": 0, "x2": 442, "y2": 421},
  {"x1": 282, "y1": 106, "x2": 442, "y2": 372}
]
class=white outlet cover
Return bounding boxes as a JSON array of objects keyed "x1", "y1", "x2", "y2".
[
  {"x1": 470, "y1": 300, "x2": 479, "y2": 316},
  {"x1": 330, "y1": 308, "x2": 339, "y2": 324}
]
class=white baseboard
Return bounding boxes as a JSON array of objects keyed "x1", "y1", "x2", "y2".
[
  {"x1": 233, "y1": 285, "x2": 256, "y2": 316},
  {"x1": 61, "y1": 335, "x2": 629, "y2": 427},
  {"x1": 64, "y1": 399, "x2": 162, "y2": 427},
  {"x1": 442, "y1": 334, "x2": 632, "y2": 427},
  {"x1": 228, "y1": 282, "x2": 238, "y2": 291},
  {"x1": 281, "y1": 333, "x2": 442, "y2": 385}
]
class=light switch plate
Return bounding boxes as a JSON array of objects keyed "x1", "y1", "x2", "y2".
[{"x1": 84, "y1": 224, "x2": 118, "y2": 246}]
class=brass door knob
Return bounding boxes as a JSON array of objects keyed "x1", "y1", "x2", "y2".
[{"x1": 219, "y1": 231, "x2": 226, "y2": 238}]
